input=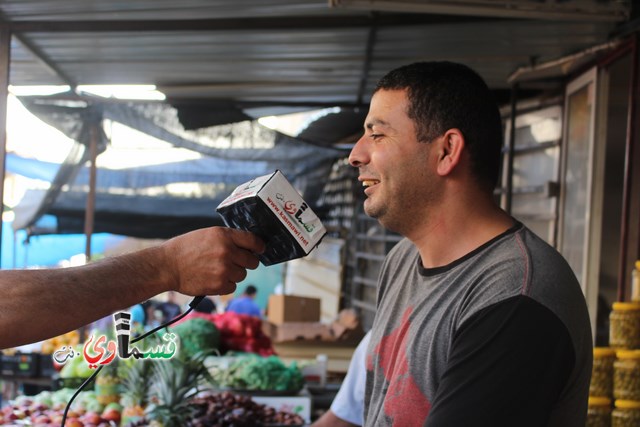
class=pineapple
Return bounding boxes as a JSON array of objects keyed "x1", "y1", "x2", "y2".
[
  {"x1": 96, "y1": 360, "x2": 122, "y2": 406},
  {"x1": 120, "y1": 359, "x2": 152, "y2": 425},
  {"x1": 145, "y1": 355, "x2": 209, "y2": 427}
]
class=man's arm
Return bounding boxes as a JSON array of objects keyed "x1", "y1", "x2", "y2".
[{"x1": 0, "y1": 227, "x2": 264, "y2": 349}]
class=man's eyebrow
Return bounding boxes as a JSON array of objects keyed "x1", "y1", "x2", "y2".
[{"x1": 365, "y1": 118, "x2": 389, "y2": 130}]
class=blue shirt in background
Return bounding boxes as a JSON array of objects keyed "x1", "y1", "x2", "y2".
[{"x1": 226, "y1": 296, "x2": 261, "y2": 317}]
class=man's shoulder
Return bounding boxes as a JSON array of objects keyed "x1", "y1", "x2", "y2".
[{"x1": 386, "y1": 237, "x2": 415, "y2": 258}]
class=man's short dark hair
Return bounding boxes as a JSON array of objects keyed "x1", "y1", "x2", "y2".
[
  {"x1": 375, "y1": 61, "x2": 503, "y2": 191},
  {"x1": 245, "y1": 285, "x2": 257, "y2": 295}
]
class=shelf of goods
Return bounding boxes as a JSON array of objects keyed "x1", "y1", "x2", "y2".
[{"x1": 587, "y1": 293, "x2": 640, "y2": 427}]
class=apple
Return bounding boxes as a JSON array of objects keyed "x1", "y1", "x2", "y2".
[
  {"x1": 66, "y1": 410, "x2": 80, "y2": 419},
  {"x1": 12, "y1": 409, "x2": 26, "y2": 419},
  {"x1": 101, "y1": 408, "x2": 121, "y2": 424},
  {"x1": 51, "y1": 413, "x2": 64, "y2": 424},
  {"x1": 82, "y1": 411, "x2": 102, "y2": 425},
  {"x1": 33, "y1": 414, "x2": 51, "y2": 424},
  {"x1": 65, "y1": 417, "x2": 84, "y2": 427}
]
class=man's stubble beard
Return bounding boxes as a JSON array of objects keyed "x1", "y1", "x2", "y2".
[{"x1": 364, "y1": 175, "x2": 440, "y2": 237}]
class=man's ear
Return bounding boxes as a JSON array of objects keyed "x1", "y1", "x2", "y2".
[{"x1": 436, "y1": 129, "x2": 465, "y2": 177}]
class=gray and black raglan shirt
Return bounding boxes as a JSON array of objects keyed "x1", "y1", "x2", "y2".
[{"x1": 364, "y1": 223, "x2": 593, "y2": 427}]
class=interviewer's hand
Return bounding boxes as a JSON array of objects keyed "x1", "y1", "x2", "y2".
[{"x1": 161, "y1": 227, "x2": 265, "y2": 296}]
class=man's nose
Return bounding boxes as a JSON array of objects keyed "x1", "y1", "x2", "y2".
[{"x1": 349, "y1": 135, "x2": 367, "y2": 167}]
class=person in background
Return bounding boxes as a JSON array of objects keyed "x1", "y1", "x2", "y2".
[
  {"x1": 130, "y1": 303, "x2": 146, "y2": 332},
  {"x1": 157, "y1": 291, "x2": 182, "y2": 323},
  {"x1": 226, "y1": 284, "x2": 261, "y2": 317},
  {"x1": 143, "y1": 300, "x2": 162, "y2": 331},
  {"x1": 193, "y1": 296, "x2": 217, "y2": 314},
  {"x1": 349, "y1": 61, "x2": 592, "y2": 426},
  {"x1": 312, "y1": 331, "x2": 371, "y2": 427},
  {"x1": 0, "y1": 227, "x2": 264, "y2": 349}
]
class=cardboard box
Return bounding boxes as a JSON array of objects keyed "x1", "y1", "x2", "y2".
[
  {"x1": 216, "y1": 170, "x2": 327, "y2": 265},
  {"x1": 267, "y1": 294, "x2": 321, "y2": 324},
  {"x1": 263, "y1": 321, "x2": 332, "y2": 343}
]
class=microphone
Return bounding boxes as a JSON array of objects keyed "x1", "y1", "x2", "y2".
[{"x1": 216, "y1": 170, "x2": 327, "y2": 266}]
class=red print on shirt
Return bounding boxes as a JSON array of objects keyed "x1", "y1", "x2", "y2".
[{"x1": 369, "y1": 306, "x2": 431, "y2": 426}]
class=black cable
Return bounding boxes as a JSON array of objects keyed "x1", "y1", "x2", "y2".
[
  {"x1": 59, "y1": 365, "x2": 103, "y2": 427},
  {"x1": 59, "y1": 296, "x2": 205, "y2": 427}
]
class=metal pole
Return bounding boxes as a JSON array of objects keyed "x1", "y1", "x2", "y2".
[
  {"x1": 84, "y1": 119, "x2": 99, "y2": 262},
  {"x1": 0, "y1": 27, "x2": 11, "y2": 267},
  {"x1": 505, "y1": 83, "x2": 518, "y2": 215},
  {"x1": 617, "y1": 35, "x2": 639, "y2": 302}
]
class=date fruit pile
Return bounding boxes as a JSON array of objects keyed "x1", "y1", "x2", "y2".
[{"x1": 188, "y1": 392, "x2": 305, "y2": 427}]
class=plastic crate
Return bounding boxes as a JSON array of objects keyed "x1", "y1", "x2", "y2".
[
  {"x1": 52, "y1": 375, "x2": 95, "y2": 391},
  {"x1": 0, "y1": 353, "x2": 40, "y2": 377},
  {"x1": 39, "y1": 353, "x2": 57, "y2": 377}
]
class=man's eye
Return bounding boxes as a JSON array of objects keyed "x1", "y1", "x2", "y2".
[{"x1": 370, "y1": 133, "x2": 382, "y2": 140}]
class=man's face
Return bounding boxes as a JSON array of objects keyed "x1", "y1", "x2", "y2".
[{"x1": 349, "y1": 89, "x2": 441, "y2": 234}]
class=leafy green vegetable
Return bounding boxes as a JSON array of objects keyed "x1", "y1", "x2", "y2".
[
  {"x1": 170, "y1": 318, "x2": 220, "y2": 360},
  {"x1": 210, "y1": 354, "x2": 304, "y2": 392}
]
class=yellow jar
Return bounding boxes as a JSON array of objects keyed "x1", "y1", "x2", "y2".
[
  {"x1": 587, "y1": 397, "x2": 611, "y2": 427},
  {"x1": 614, "y1": 350, "x2": 640, "y2": 401},
  {"x1": 592, "y1": 347, "x2": 617, "y2": 397},
  {"x1": 612, "y1": 400, "x2": 640, "y2": 427},
  {"x1": 610, "y1": 303, "x2": 640, "y2": 349}
]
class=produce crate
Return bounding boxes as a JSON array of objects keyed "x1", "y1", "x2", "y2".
[
  {"x1": 0, "y1": 352, "x2": 40, "y2": 377},
  {"x1": 39, "y1": 353, "x2": 56, "y2": 377}
]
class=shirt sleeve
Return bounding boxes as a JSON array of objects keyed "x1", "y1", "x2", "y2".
[
  {"x1": 425, "y1": 296, "x2": 576, "y2": 427},
  {"x1": 330, "y1": 332, "x2": 371, "y2": 425}
]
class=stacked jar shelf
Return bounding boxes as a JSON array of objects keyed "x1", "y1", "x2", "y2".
[{"x1": 588, "y1": 295, "x2": 640, "y2": 427}]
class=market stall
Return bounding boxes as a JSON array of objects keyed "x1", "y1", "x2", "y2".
[{"x1": 0, "y1": 301, "x2": 364, "y2": 426}]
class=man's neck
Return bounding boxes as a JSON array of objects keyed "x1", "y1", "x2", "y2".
[{"x1": 408, "y1": 198, "x2": 514, "y2": 269}]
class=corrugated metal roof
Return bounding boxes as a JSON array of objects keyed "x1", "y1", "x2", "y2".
[{"x1": 0, "y1": 0, "x2": 634, "y2": 135}]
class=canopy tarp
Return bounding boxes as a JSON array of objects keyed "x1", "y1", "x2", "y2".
[{"x1": 13, "y1": 94, "x2": 346, "y2": 239}]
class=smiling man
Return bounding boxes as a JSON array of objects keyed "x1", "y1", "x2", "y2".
[{"x1": 350, "y1": 62, "x2": 592, "y2": 426}]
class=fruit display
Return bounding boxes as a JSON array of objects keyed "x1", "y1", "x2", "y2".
[
  {"x1": 119, "y1": 360, "x2": 153, "y2": 426},
  {"x1": 41, "y1": 331, "x2": 81, "y2": 355},
  {"x1": 187, "y1": 392, "x2": 305, "y2": 427},
  {"x1": 0, "y1": 323, "x2": 304, "y2": 426},
  {"x1": 124, "y1": 392, "x2": 305, "y2": 427},
  {"x1": 0, "y1": 389, "x2": 118, "y2": 426},
  {"x1": 58, "y1": 346, "x2": 95, "y2": 381}
]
